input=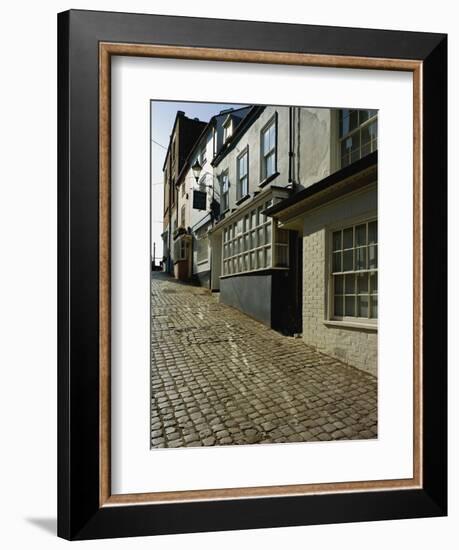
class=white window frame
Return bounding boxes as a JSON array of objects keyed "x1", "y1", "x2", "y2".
[
  {"x1": 200, "y1": 143, "x2": 207, "y2": 165},
  {"x1": 220, "y1": 171, "x2": 229, "y2": 213},
  {"x1": 223, "y1": 117, "x2": 233, "y2": 142},
  {"x1": 174, "y1": 236, "x2": 188, "y2": 262},
  {"x1": 327, "y1": 217, "x2": 378, "y2": 327},
  {"x1": 339, "y1": 109, "x2": 378, "y2": 168},
  {"x1": 195, "y1": 231, "x2": 209, "y2": 265},
  {"x1": 236, "y1": 147, "x2": 249, "y2": 200},
  {"x1": 220, "y1": 197, "x2": 289, "y2": 277},
  {"x1": 260, "y1": 114, "x2": 277, "y2": 182}
]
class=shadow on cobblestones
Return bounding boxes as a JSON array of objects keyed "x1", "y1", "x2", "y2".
[{"x1": 151, "y1": 272, "x2": 377, "y2": 448}]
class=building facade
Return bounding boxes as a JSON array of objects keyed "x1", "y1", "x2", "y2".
[
  {"x1": 162, "y1": 111, "x2": 207, "y2": 275},
  {"x1": 168, "y1": 107, "x2": 251, "y2": 285},
  {"x1": 265, "y1": 109, "x2": 378, "y2": 374},
  {"x1": 160, "y1": 105, "x2": 378, "y2": 374},
  {"x1": 209, "y1": 105, "x2": 337, "y2": 336}
]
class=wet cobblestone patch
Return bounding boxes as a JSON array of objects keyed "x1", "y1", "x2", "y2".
[{"x1": 151, "y1": 273, "x2": 377, "y2": 448}]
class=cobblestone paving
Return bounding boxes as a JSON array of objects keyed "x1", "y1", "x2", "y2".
[{"x1": 151, "y1": 272, "x2": 377, "y2": 448}]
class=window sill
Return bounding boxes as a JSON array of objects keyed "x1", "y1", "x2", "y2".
[
  {"x1": 259, "y1": 172, "x2": 280, "y2": 188},
  {"x1": 324, "y1": 319, "x2": 378, "y2": 332},
  {"x1": 235, "y1": 194, "x2": 250, "y2": 206}
]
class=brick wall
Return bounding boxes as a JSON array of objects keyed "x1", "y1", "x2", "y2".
[{"x1": 301, "y1": 190, "x2": 378, "y2": 376}]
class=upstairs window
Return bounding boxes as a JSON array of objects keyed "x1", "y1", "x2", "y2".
[
  {"x1": 220, "y1": 172, "x2": 229, "y2": 213},
  {"x1": 237, "y1": 149, "x2": 249, "y2": 200},
  {"x1": 261, "y1": 116, "x2": 277, "y2": 181},
  {"x1": 223, "y1": 117, "x2": 233, "y2": 142},
  {"x1": 200, "y1": 143, "x2": 207, "y2": 165},
  {"x1": 339, "y1": 109, "x2": 378, "y2": 168}
]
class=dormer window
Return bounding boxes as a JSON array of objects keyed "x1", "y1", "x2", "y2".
[{"x1": 223, "y1": 116, "x2": 233, "y2": 143}]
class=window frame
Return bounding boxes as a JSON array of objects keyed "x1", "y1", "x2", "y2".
[
  {"x1": 327, "y1": 216, "x2": 378, "y2": 327},
  {"x1": 220, "y1": 170, "x2": 230, "y2": 214},
  {"x1": 260, "y1": 113, "x2": 278, "y2": 184},
  {"x1": 338, "y1": 109, "x2": 378, "y2": 169},
  {"x1": 236, "y1": 147, "x2": 249, "y2": 201},
  {"x1": 200, "y1": 142, "x2": 207, "y2": 165},
  {"x1": 223, "y1": 116, "x2": 233, "y2": 142},
  {"x1": 220, "y1": 197, "x2": 290, "y2": 278},
  {"x1": 195, "y1": 230, "x2": 209, "y2": 265}
]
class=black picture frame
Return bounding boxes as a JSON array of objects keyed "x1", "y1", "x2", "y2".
[{"x1": 58, "y1": 9, "x2": 447, "y2": 540}]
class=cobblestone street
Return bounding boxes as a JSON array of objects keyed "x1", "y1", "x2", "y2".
[{"x1": 151, "y1": 272, "x2": 377, "y2": 448}]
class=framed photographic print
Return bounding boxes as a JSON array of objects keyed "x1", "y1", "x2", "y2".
[{"x1": 57, "y1": 9, "x2": 447, "y2": 540}]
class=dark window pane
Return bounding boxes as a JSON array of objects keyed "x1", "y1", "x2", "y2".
[
  {"x1": 357, "y1": 273, "x2": 368, "y2": 294},
  {"x1": 357, "y1": 295, "x2": 369, "y2": 318},
  {"x1": 257, "y1": 249, "x2": 264, "y2": 267},
  {"x1": 257, "y1": 228, "x2": 264, "y2": 246},
  {"x1": 356, "y1": 246, "x2": 367, "y2": 270},
  {"x1": 355, "y1": 224, "x2": 366, "y2": 246},
  {"x1": 345, "y1": 274, "x2": 355, "y2": 294},
  {"x1": 332, "y1": 230, "x2": 342, "y2": 251},
  {"x1": 334, "y1": 275, "x2": 344, "y2": 294},
  {"x1": 343, "y1": 249, "x2": 353, "y2": 271},
  {"x1": 361, "y1": 123, "x2": 372, "y2": 146},
  {"x1": 361, "y1": 143, "x2": 372, "y2": 157},
  {"x1": 265, "y1": 247, "x2": 271, "y2": 267},
  {"x1": 265, "y1": 223, "x2": 272, "y2": 244},
  {"x1": 370, "y1": 272, "x2": 378, "y2": 293},
  {"x1": 343, "y1": 227, "x2": 353, "y2": 248},
  {"x1": 339, "y1": 110, "x2": 350, "y2": 137},
  {"x1": 359, "y1": 110, "x2": 371, "y2": 124},
  {"x1": 349, "y1": 110, "x2": 359, "y2": 132},
  {"x1": 351, "y1": 148, "x2": 361, "y2": 163},
  {"x1": 345, "y1": 296, "x2": 355, "y2": 316},
  {"x1": 341, "y1": 139, "x2": 351, "y2": 163},
  {"x1": 334, "y1": 295, "x2": 344, "y2": 316},
  {"x1": 333, "y1": 251, "x2": 342, "y2": 272},
  {"x1": 370, "y1": 295, "x2": 378, "y2": 319},
  {"x1": 368, "y1": 221, "x2": 377, "y2": 244},
  {"x1": 369, "y1": 245, "x2": 378, "y2": 269}
]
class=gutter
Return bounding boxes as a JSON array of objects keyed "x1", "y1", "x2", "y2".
[{"x1": 264, "y1": 151, "x2": 378, "y2": 218}]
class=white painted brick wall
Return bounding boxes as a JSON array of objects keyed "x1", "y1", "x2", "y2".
[{"x1": 302, "y1": 229, "x2": 377, "y2": 375}]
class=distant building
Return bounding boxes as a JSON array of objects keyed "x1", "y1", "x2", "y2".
[
  {"x1": 162, "y1": 111, "x2": 207, "y2": 275},
  {"x1": 172, "y1": 107, "x2": 251, "y2": 285}
]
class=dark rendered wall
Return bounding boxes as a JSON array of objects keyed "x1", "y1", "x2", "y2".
[
  {"x1": 220, "y1": 274, "x2": 272, "y2": 327},
  {"x1": 194, "y1": 270, "x2": 210, "y2": 288},
  {"x1": 219, "y1": 233, "x2": 301, "y2": 335}
]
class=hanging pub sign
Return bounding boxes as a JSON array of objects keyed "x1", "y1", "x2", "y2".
[{"x1": 193, "y1": 189, "x2": 207, "y2": 210}]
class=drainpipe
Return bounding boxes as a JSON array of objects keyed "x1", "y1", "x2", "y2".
[{"x1": 288, "y1": 106, "x2": 293, "y2": 185}]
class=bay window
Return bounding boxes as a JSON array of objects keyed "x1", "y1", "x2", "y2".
[{"x1": 221, "y1": 199, "x2": 289, "y2": 276}]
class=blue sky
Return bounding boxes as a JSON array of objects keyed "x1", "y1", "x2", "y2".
[{"x1": 150, "y1": 101, "x2": 245, "y2": 259}]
